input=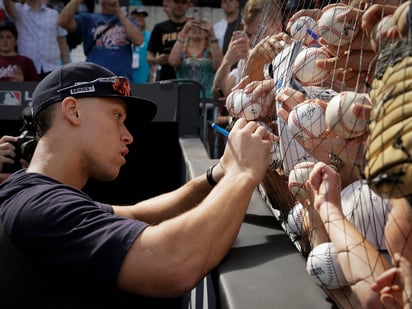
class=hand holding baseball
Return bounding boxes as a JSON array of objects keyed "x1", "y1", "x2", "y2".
[
  {"x1": 361, "y1": 4, "x2": 399, "y2": 50},
  {"x1": 286, "y1": 8, "x2": 323, "y2": 33}
]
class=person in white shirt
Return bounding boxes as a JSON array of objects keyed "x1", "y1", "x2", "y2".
[
  {"x1": 213, "y1": 0, "x2": 241, "y2": 54},
  {"x1": 2, "y1": 0, "x2": 70, "y2": 79}
]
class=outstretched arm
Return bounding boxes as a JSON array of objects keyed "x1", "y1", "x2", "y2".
[
  {"x1": 114, "y1": 119, "x2": 274, "y2": 297},
  {"x1": 307, "y1": 162, "x2": 390, "y2": 307}
]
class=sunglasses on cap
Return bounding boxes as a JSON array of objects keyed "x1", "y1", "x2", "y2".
[{"x1": 57, "y1": 76, "x2": 131, "y2": 97}]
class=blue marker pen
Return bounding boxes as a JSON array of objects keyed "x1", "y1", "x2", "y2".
[
  {"x1": 306, "y1": 28, "x2": 337, "y2": 56},
  {"x1": 306, "y1": 28, "x2": 319, "y2": 41},
  {"x1": 211, "y1": 123, "x2": 229, "y2": 137}
]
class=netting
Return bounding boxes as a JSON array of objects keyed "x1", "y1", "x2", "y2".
[{"x1": 223, "y1": 0, "x2": 412, "y2": 307}]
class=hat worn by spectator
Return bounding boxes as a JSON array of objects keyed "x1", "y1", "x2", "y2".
[
  {"x1": 131, "y1": 8, "x2": 148, "y2": 17},
  {"x1": 31, "y1": 62, "x2": 157, "y2": 123}
]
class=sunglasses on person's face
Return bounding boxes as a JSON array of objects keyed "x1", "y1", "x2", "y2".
[{"x1": 57, "y1": 76, "x2": 131, "y2": 96}]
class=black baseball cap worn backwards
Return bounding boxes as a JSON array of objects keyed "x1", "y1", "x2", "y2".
[{"x1": 31, "y1": 62, "x2": 157, "y2": 122}]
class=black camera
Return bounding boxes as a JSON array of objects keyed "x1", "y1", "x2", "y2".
[{"x1": 2, "y1": 107, "x2": 37, "y2": 173}]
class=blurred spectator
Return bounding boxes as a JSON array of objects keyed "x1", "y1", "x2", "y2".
[
  {"x1": 169, "y1": 18, "x2": 223, "y2": 98},
  {"x1": 47, "y1": 0, "x2": 96, "y2": 52},
  {"x1": 0, "y1": 134, "x2": 30, "y2": 184},
  {"x1": 2, "y1": 0, "x2": 70, "y2": 79},
  {"x1": 0, "y1": 21, "x2": 39, "y2": 81},
  {"x1": 213, "y1": 0, "x2": 242, "y2": 54},
  {"x1": 129, "y1": 0, "x2": 143, "y2": 6},
  {"x1": 147, "y1": 0, "x2": 190, "y2": 81},
  {"x1": 58, "y1": 0, "x2": 143, "y2": 80},
  {"x1": 130, "y1": 8, "x2": 151, "y2": 84},
  {"x1": 212, "y1": 0, "x2": 283, "y2": 99}
]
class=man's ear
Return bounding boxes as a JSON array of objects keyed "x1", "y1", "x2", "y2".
[{"x1": 61, "y1": 97, "x2": 81, "y2": 124}]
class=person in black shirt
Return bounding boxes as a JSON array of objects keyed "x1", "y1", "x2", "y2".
[{"x1": 147, "y1": 0, "x2": 190, "y2": 81}]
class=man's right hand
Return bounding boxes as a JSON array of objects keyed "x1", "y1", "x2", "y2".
[{"x1": 219, "y1": 118, "x2": 273, "y2": 187}]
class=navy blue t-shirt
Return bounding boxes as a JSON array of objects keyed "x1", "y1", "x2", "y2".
[{"x1": 0, "y1": 170, "x2": 148, "y2": 289}]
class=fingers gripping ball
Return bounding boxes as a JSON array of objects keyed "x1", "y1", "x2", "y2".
[
  {"x1": 290, "y1": 16, "x2": 318, "y2": 45},
  {"x1": 325, "y1": 91, "x2": 370, "y2": 139},
  {"x1": 293, "y1": 47, "x2": 330, "y2": 86},
  {"x1": 288, "y1": 100, "x2": 327, "y2": 140},
  {"x1": 257, "y1": 120, "x2": 282, "y2": 169},
  {"x1": 288, "y1": 161, "x2": 316, "y2": 200},
  {"x1": 370, "y1": 15, "x2": 396, "y2": 52},
  {"x1": 287, "y1": 202, "x2": 305, "y2": 236},
  {"x1": 317, "y1": 6, "x2": 357, "y2": 47},
  {"x1": 226, "y1": 89, "x2": 265, "y2": 120},
  {"x1": 306, "y1": 242, "x2": 348, "y2": 290}
]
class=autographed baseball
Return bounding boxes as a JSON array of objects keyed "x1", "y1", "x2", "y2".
[
  {"x1": 287, "y1": 203, "x2": 305, "y2": 236},
  {"x1": 288, "y1": 161, "x2": 316, "y2": 200},
  {"x1": 325, "y1": 91, "x2": 370, "y2": 139},
  {"x1": 288, "y1": 100, "x2": 327, "y2": 140},
  {"x1": 370, "y1": 15, "x2": 396, "y2": 52},
  {"x1": 317, "y1": 6, "x2": 357, "y2": 46},
  {"x1": 290, "y1": 16, "x2": 318, "y2": 45},
  {"x1": 293, "y1": 47, "x2": 330, "y2": 86},
  {"x1": 225, "y1": 89, "x2": 264, "y2": 120},
  {"x1": 306, "y1": 242, "x2": 348, "y2": 289}
]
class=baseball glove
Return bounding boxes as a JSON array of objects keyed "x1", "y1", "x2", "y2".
[{"x1": 365, "y1": 36, "x2": 412, "y2": 198}]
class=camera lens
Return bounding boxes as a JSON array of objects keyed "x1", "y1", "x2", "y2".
[{"x1": 20, "y1": 139, "x2": 37, "y2": 162}]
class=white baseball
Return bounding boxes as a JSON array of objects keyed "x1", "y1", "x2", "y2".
[
  {"x1": 288, "y1": 161, "x2": 315, "y2": 200},
  {"x1": 290, "y1": 16, "x2": 318, "y2": 45},
  {"x1": 287, "y1": 202, "x2": 305, "y2": 236},
  {"x1": 293, "y1": 47, "x2": 330, "y2": 86},
  {"x1": 317, "y1": 6, "x2": 357, "y2": 47},
  {"x1": 288, "y1": 100, "x2": 327, "y2": 140},
  {"x1": 370, "y1": 15, "x2": 396, "y2": 52},
  {"x1": 306, "y1": 242, "x2": 348, "y2": 290},
  {"x1": 325, "y1": 91, "x2": 370, "y2": 139},
  {"x1": 225, "y1": 89, "x2": 264, "y2": 120}
]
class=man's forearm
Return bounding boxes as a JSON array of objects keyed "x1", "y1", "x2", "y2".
[
  {"x1": 58, "y1": 0, "x2": 81, "y2": 31},
  {"x1": 3, "y1": 0, "x2": 16, "y2": 20},
  {"x1": 58, "y1": 36, "x2": 70, "y2": 64}
]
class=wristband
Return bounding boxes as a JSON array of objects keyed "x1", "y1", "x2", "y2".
[
  {"x1": 210, "y1": 38, "x2": 218, "y2": 44},
  {"x1": 177, "y1": 38, "x2": 186, "y2": 44},
  {"x1": 206, "y1": 164, "x2": 218, "y2": 187}
]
